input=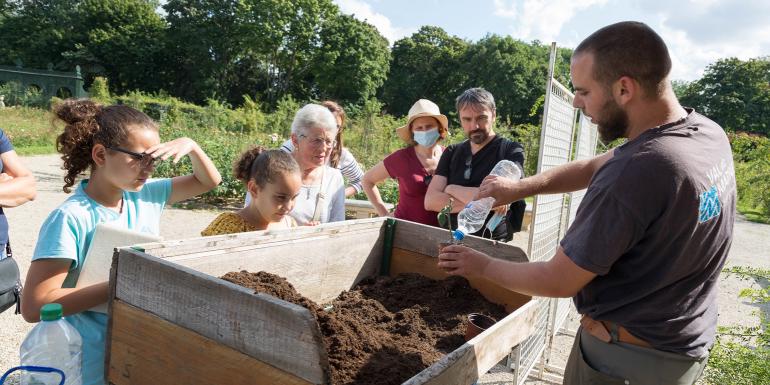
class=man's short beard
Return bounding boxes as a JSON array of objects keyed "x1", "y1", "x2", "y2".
[
  {"x1": 596, "y1": 97, "x2": 629, "y2": 143},
  {"x1": 468, "y1": 129, "x2": 489, "y2": 144}
]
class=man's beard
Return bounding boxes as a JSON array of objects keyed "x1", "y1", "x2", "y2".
[
  {"x1": 595, "y1": 97, "x2": 629, "y2": 144},
  {"x1": 468, "y1": 129, "x2": 489, "y2": 144}
]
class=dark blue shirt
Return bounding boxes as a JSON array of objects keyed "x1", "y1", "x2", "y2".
[{"x1": 0, "y1": 129, "x2": 14, "y2": 249}]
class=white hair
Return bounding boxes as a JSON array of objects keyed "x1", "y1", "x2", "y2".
[{"x1": 290, "y1": 104, "x2": 338, "y2": 137}]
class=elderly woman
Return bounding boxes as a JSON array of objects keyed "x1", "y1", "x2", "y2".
[
  {"x1": 362, "y1": 99, "x2": 447, "y2": 226},
  {"x1": 282, "y1": 104, "x2": 345, "y2": 225},
  {"x1": 279, "y1": 101, "x2": 363, "y2": 197}
]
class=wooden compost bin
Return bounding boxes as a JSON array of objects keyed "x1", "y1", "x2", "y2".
[{"x1": 105, "y1": 217, "x2": 539, "y2": 385}]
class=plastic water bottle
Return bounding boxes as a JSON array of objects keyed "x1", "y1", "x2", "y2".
[
  {"x1": 20, "y1": 303, "x2": 82, "y2": 385},
  {"x1": 453, "y1": 160, "x2": 522, "y2": 241}
]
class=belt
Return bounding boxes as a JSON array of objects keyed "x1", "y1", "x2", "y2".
[{"x1": 580, "y1": 315, "x2": 652, "y2": 348}]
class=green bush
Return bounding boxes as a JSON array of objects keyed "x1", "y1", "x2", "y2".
[
  {"x1": 88, "y1": 77, "x2": 112, "y2": 103},
  {"x1": 705, "y1": 266, "x2": 770, "y2": 384},
  {"x1": 0, "y1": 81, "x2": 49, "y2": 108},
  {"x1": 729, "y1": 133, "x2": 770, "y2": 222}
]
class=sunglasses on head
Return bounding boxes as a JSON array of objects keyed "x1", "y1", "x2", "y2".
[
  {"x1": 107, "y1": 146, "x2": 158, "y2": 168},
  {"x1": 463, "y1": 155, "x2": 472, "y2": 180}
]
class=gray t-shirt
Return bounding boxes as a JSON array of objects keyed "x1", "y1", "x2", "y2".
[{"x1": 561, "y1": 109, "x2": 736, "y2": 358}]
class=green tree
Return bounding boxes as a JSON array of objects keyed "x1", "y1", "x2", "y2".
[
  {"x1": 164, "y1": 0, "x2": 337, "y2": 106},
  {"x1": 0, "y1": 0, "x2": 166, "y2": 94},
  {"x1": 312, "y1": 14, "x2": 390, "y2": 104},
  {"x1": 678, "y1": 57, "x2": 770, "y2": 135},
  {"x1": 71, "y1": 0, "x2": 167, "y2": 94},
  {"x1": 382, "y1": 26, "x2": 469, "y2": 117},
  {"x1": 0, "y1": 0, "x2": 81, "y2": 70}
]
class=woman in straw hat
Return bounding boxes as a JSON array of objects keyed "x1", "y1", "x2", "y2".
[{"x1": 362, "y1": 99, "x2": 448, "y2": 226}]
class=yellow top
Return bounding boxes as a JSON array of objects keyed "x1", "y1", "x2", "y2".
[{"x1": 201, "y1": 212, "x2": 296, "y2": 236}]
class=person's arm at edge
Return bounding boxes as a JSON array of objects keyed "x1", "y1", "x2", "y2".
[
  {"x1": 424, "y1": 175, "x2": 464, "y2": 213},
  {"x1": 438, "y1": 245, "x2": 596, "y2": 298},
  {"x1": 362, "y1": 162, "x2": 392, "y2": 217},
  {"x1": 478, "y1": 149, "x2": 615, "y2": 205},
  {"x1": 0, "y1": 150, "x2": 36, "y2": 207}
]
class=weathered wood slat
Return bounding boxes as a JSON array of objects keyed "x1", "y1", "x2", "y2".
[
  {"x1": 404, "y1": 299, "x2": 540, "y2": 385},
  {"x1": 391, "y1": 220, "x2": 529, "y2": 263},
  {"x1": 389, "y1": 248, "x2": 531, "y2": 313},
  {"x1": 137, "y1": 217, "x2": 385, "y2": 258},
  {"x1": 108, "y1": 300, "x2": 314, "y2": 385},
  {"x1": 158, "y1": 227, "x2": 384, "y2": 304},
  {"x1": 113, "y1": 249, "x2": 329, "y2": 384}
]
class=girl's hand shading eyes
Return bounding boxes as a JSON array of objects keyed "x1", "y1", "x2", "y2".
[{"x1": 146, "y1": 138, "x2": 199, "y2": 164}]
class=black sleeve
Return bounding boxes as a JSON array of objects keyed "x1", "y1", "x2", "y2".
[
  {"x1": 504, "y1": 141, "x2": 526, "y2": 177},
  {"x1": 435, "y1": 145, "x2": 455, "y2": 178}
]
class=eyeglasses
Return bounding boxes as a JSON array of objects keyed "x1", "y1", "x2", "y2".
[
  {"x1": 463, "y1": 155, "x2": 472, "y2": 180},
  {"x1": 299, "y1": 134, "x2": 336, "y2": 149},
  {"x1": 423, "y1": 174, "x2": 433, "y2": 187},
  {"x1": 107, "y1": 146, "x2": 158, "y2": 168}
]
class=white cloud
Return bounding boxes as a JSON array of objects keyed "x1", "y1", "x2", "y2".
[
  {"x1": 651, "y1": 0, "x2": 770, "y2": 80},
  {"x1": 493, "y1": 0, "x2": 608, "y2": 42},
  {"x1": 334, "y1": 0, "x2": 415, "y2": 45}
]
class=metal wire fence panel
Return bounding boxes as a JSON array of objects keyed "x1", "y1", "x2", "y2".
[
  {"x1": 548, "y1": 112, "x2": 600, "y2": 338},
  {"x1": 516, "y1": 78, "x2": 576, "y2": 384},
  {"x1": 567, "y1": 112, "x2": 599, "y2": 227}
]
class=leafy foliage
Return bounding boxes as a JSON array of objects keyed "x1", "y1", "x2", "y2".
[
  {"x1": 678, "y1": 57, "x2": 770, "y2": 135},
  {"x1": 705, "y1": 266, "x2": 770, "y2": 385}
]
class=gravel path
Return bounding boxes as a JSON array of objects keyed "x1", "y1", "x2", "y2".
[{"x1": 2, "y1": 154, "x2": 769, "y2": 384}]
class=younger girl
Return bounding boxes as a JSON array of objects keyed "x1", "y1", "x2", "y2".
[
  {"x1": 202, "y1": 147, "x2": 301, "y2": 235},
  {"x1": 21, "y1": 99, "x2": 221, "y2": 385}
]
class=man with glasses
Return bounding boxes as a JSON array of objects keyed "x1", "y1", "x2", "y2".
[{"x1": 425, "y1": 88, "x2": 525, "y2": 241}]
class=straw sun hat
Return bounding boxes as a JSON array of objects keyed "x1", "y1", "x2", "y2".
[{"x1": 396, "y1": 99, "x2": 449, "y2": 144}]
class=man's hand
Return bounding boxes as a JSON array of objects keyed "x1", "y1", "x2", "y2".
[
  {"x1": 477, "y1": 175, "x2": 524, "y2": 205},
  {"x1": 437, "y1": 244, "x2": 493, "y2": 278},
  {"x1": 0, "y1": 173, "x2": 13, "y2": 183}
]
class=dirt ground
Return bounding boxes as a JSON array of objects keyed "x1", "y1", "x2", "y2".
[{"x1": 1, "y1": 154, "x2": 768, "y2": 384}]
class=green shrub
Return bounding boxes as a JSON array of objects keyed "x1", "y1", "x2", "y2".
[
  {"x1": 0, "y1": 81, "x2": 49, "y2": 108},
  {"x1": 705, "y1": 266, "x2": 770, "y2": 384},
  {"x1": 89, "y1": 77, "x2": 112, "y2": 103},
  {"x1": 729, "y1": 132, "x2": 770, "y2": 222}
]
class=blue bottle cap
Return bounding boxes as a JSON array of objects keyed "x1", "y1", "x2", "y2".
[{"x1": 452, "y1": 230, "x2": 465, "y2": 241}]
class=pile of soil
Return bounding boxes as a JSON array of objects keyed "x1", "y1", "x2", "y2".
[{"x1": 221, "y1": 271, "x2": 507, "y2": 385}]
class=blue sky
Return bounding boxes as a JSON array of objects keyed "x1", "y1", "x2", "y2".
[{"x1": 334, "y1": 0, "x2": 770, "y2": 81}]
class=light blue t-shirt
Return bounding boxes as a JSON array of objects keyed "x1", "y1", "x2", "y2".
[{"x1": 32, "y1": 178, "x2": 172, "y2": 385}]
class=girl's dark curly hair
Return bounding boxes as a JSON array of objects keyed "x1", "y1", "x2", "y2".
[
  {"x1": 53, "y1": 99, "x2": 158, "y2": 193},
  {"x1": 234, "y1": 146, "x2": 299, "y2": 188}
]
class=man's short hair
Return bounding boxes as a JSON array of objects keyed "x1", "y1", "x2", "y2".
[
  {"x1": 456, "y1": 87, "x2": 496, "y2": 113},
  {"x1": 575, "y1": 21, "x2": 671, "y2": 97}
]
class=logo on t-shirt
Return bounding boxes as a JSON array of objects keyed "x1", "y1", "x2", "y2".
[{"x1": 698, "y1": 185, "x2": 721, "y2": 223}]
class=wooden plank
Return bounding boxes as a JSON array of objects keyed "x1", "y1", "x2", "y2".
[
  {"x1": 389, "y1": 248, "x2": 531, "y2": 313},
  {"x1": 392, "y1": 220, "x2": 529, "y2": 263},
  {"x1": 113, "y1": 249, "x2": 329, "y2": 384},
  {"x1": 108, "y1": 301, "x2": 314, "y2": 385},
  {"x1": 403, "y1": 299, "x2": 541, "y2": 385},
  {"x1": 158, "y1": 227, "x2": 384, "y2": 304},
  {"x1": 138, "y1": 217, "x2": 385, "y2": 258}
]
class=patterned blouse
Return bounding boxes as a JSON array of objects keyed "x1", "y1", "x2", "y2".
[{"x1": 201, "y1": 212, "x2": 296, "y2": 236}]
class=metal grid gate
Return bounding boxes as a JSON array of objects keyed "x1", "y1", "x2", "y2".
[
  {"x1": 567, "y1": 113, "x2": 599, "y2": 227},
  {"x1": 513, "y1": 52, "x2": 577, "y2": 383},
  {"x1": 549, "y1": 112, "x2": 599, "y2": 340}
]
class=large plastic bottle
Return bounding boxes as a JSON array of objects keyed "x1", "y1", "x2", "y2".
[
  {"x1": 19, "y1": 303, "x2": 82, "y2": 385},
  {"x1": 453, "y1": 160, "x2": 522, "y2": 241}
]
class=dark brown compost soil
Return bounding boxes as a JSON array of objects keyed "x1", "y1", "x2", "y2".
[{"x1": 221, "y1": 271, "x2": 507, "y2": 385}]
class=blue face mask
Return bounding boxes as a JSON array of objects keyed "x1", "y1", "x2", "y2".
[{"x1": 413, "y1": 128, "x2": 440, "y2": 147}]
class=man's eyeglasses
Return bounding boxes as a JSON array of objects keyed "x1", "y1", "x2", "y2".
[
  {"x1": 463, "y1": 155, "x2": 472, "y2": 180},
  {"x1": 107, "y1": 146, "x2": 158, "y2": 168},
  {"x1": 300, "y1": 134, "x2": 336, "y2": 149}
]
